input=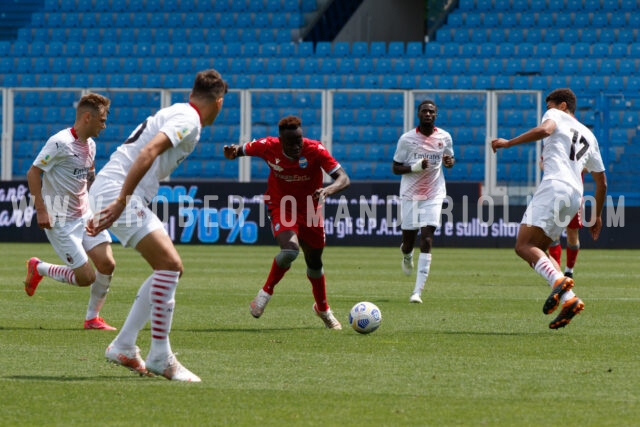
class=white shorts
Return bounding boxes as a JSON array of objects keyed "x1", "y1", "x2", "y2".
[
  {"x1": 45, "y1": 217, "x2": 111, "y2": 269},
  {"x1": 90, "y1": 176, "x2": 165, "y2": 248},
  {"x1": 400, "y1": 198, "x2": 444, "y2": 230},
  {"x1": 521, "y1": 179, "x2": 582, "y2": 241}
]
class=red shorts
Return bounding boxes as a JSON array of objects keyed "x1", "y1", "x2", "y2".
[
  {"x1": 268, "y1": 205, "x2": 326, "y2": 249},
  {"x1": 568, "y1": 209, "x2": 582, "y2": 229}
]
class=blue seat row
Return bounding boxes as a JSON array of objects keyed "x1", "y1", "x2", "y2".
[
  {"x1": 44, "y1": 0, "x2": 317, "y2": 13},
  {"x1": 30, "y1": 12, "x2": 303, "y2": 30},
  {"x1": 437, "y1": 27, "x2": 639, "y2": 44},
  {"x1": 13, "y1": 26, "x2": 298, "y2": 44},
  {"x1": 458, "y1": 0, "x2": 634, "y2": 12},
  {"x1": 447, "y1": 11, "x2": 636, "y2": 28}
]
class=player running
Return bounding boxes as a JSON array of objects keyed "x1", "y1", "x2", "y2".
[
  {"x1": 24, "y1": 93, "x2": 117, "y2": 330},
  {"x1": 87, "y1": 69, "x2": 228, "y2": 381},
  {"x1": 492, "y1": 88, "x2": 607, "y2": 329},
  {"x1": 223, "y1": 115, "x2": 350, "y2": 329},
  {"x1": 393, "y1": 99, "x2": 455, "y2": 304}
]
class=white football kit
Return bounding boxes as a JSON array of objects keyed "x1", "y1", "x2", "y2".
[
  {"x1": 33, "y1": 128, "x2": 111, "y2": 268},
  {"x1": 522, "y1": 108, "x2": 605, "y2": 240},
  {"x1": 393, "y1": 127, "x2": 454, "y2": 229},
  {"x1": 90, "y1": 103, "x2": 202, "y2": 247}
]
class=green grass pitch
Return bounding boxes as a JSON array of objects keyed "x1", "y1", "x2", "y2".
[{"x1": 1, "y1": 243, "x2": 638, "y2": 426}]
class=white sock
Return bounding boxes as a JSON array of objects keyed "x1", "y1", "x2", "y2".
[
  {"x1": 533, "y1": 257, "x2": 564, "y2": 287},
  {"x1": 113, "y1": 275, "x2": 153, "y2": 349},
  {"x1": 412, "y1": 253, "x2": 432, "y2": 295},
  {"x1": 560, "y1": 290, "x2": 576, "y2": 304},
  {"x1": 38, "y1": 261, "x2": 77, "y2": 285},
  {"x1": 147, "y1": 270, "x2": 180, "y2": 362},
  {"x1": 564, "y1": 267, "x2": 574, "y2": 274},
  {"x1": 86, "y1": 271, "x2": 112, "y2": 320}
]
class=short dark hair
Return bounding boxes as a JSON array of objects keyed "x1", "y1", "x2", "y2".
[
  {"x1": 278, "y1": 115, "x2": 302, "y2": 132},
  {"x1": 545, "y1": 88, "x2": 577, "y2": 114},
  {"x1": 77, "y1": 93, "x2": 110, "y2": 116},
  {"x1": 417, "y1": 99, "x2": 437, "y2": 112},
  {"x1": 192, "y1": 69, "x2": 228, "y2": 101}
]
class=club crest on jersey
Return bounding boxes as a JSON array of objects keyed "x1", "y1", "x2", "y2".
[
  {"x1": 298, "y1": 157, "x2": 308, "y2": 169},
  {"x1": 176, "y1": 127, "x2": 191, "y2": 140},
  {"x1": 40, "y1": 155, "x2": 50, "y2": 166}
]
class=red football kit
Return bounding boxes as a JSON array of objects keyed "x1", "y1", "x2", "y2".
[{"x1": 243, "y1": 136, "x2": 341, "y2": 248}]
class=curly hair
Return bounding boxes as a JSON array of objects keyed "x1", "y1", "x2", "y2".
[{"x1": 278, "y1": 115, "x2": 302, "y2": 132}]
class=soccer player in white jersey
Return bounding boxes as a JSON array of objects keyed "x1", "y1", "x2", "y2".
[
  {"x1": 393, "y1": 100, "x2": 455, "y2": 304},
  {"x1": 86, "y1": 69, "x2": 228, "y2": 382},
  {"x1": 24, "y1": 93, "x2": 117, "y2": 331},
  {"x1": 492, "y1": 88, "x2": 607, "y2": 329}
]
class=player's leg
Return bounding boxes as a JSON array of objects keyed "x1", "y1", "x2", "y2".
[
  {"x1": 518, "y1": 182, "x2": 581, "y2": 320},
  {"x1": 250, "y1": 208, "x2": 300, "y2": 318},
  {"x1": 548, "y1": 239, "x2": 562, "y2": 267},
  {"x1": 300, "y1": 239, "x2": 342, "y2": 330},
  {"x1": 266, "y1": 229, "x2": 299, "y2": 294},
  {"x1": 408, "y1": 199, "x2": 442, "y2": 303},
  {"x1": 411, "y1": 225, "x2": 436, "y2": 304},
  {"x1": 84, "y1": 236, "x2": 116, "y2": 330},
  {"x1": 400, "y1": 199, "x2": 419, "y2": 276},
  {"x1": 25, "y1": 220, "x2": 90, "y2": 295},
  {"x1": 134, "y1": 229, "x2": 199, "y2": 381},
  {"x1": 564, "y1": 211, "x2": 582, "y2": 278}
]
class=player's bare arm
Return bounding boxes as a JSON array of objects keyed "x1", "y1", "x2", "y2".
[
  {"x1": 589, "y1": 171, "x2": 608, "y2": 240},
  {"x1": 223, "y1": 144, "x2": 244, "y2": 159},
  {"x1": 86, "y1": 169, "x2": 96, "y2": 190},
  {"x1": 87, "y1": 133, "x2": 172, "y2": 235},
  {"x1": 492, "y1": 119, "x2": 556, "y2": 152},
  {"x1": 26, "y1": 165, "x2": 52, "y2": 229},
  {"x1": 313, "y1": 167, "x2": 350, "y2": 201},
  {"x1": 392, "y1": 158, "x2": 428, "y2": 175}
]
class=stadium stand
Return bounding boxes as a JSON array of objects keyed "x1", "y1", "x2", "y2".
[{"x1": 0, "y1": 0, "x2": 637, "y2": 194}]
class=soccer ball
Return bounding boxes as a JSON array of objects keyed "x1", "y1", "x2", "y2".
[{"x1": 349, "y1": 301, "x2": 382, "y2": 334}]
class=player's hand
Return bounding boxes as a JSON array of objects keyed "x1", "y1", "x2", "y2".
[
  {"x1": 35, "y1": 209, "x2": 52, "y2": 229},
  {"x1": 223, "y1": 145, "x2": 238, "y2": 160},
  {"x1": 410, "y1": 158, "x2": 428, "y2": 172},
  {"x1": 443, "y1": 155, "x2": 455, "y2": 168},
  {"x1": 491, "y1": 138, "x2": 509, "y2": 153},
  {"x1": 589, "y1": 216, "x2": 603, "y2": 240},
  {"x1": 86, "y1": 201, "x2": 124, "y2": 236},
  {"x1": 312, "y1": 187, "x2": 327, "y2": 204}
]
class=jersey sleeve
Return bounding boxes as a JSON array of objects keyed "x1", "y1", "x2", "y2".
[
  {"x1": 317, "y1": 142, "x2": 340, "y2": 174},
  {"x1": 242, "y1": 137, "x2": 269, "y2": 158},
  {"x1": 443, "y1": 131, "x2": 454, "y2": 157},
  {"x1": 584, "y1": 141, "x2": 606, "y2": 173},
  {"x1": 159, "y1": 110, "x2": 200, "y2": 148},
  {"x1": 32, "y1": 138, "x2": 61, "y2": 172},
  {"x1": 392, "y1": 135, "x2": 409, "y2": 164}
]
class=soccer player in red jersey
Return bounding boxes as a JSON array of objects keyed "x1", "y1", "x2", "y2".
[{"x1": 223, "y1": 115, "x2": 350, "y2": 329}]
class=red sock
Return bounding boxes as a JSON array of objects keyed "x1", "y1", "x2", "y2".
[
  {"x1": 263, "y1": 258, "x2": 289, "y2": 295},
  {"x1": 548, "y1": 244, "x2": 562, "y2": 266},
  {"x1": 308, "y1": 274, "x2": 328, "y2": 312},
  {"x1": 566, "y1": 246, "x2": 580, "y2": 269}
]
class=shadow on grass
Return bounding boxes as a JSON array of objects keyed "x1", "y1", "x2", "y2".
[
  {"x1": 3, "y1": 375, "x2": 138, "y2": 381},
  {"x1": 435, "y1": 330, "x2": 549, "y2": 336}
]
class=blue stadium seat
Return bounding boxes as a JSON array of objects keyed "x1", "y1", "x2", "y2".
[
  {"x1": 351, "y1": 41, "x2": 368, "y2": 57},
  {"x1": 370, "y1": 41, "x2": 386, "y2": 57},
  {"x1": 580, "y1": 59, "x2": 599, "y2": 75},
  {"x1": 406, "y1": 42, "x2": 423, "y2": 56},
  {"x1": 333, "y1": 42, "x2": 350, "y2": 58}
]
